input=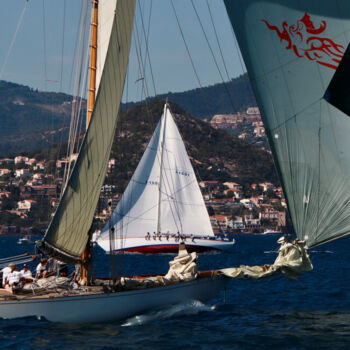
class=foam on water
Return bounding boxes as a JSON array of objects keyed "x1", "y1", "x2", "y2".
[{"x1": 121, "y1": 300, "x2": 215, "y2": 327}]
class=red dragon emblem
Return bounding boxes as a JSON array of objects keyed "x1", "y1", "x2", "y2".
[{"x1": 262, "y1": 13, "x2": 344, "y2": 70}]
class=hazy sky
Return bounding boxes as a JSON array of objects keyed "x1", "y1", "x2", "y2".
[{"x1": 0, "y1": 0, "x2": 246, "y2": 102}]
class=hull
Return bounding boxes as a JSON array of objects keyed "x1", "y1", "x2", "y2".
[
  {"x1": 0, "y1": 276, "x2": 228, "y2": 323},
  {"x1": 96, "y1": 236, "x2": 235, "y2": 254}
]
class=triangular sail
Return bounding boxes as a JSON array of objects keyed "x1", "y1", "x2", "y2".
[
  {"x1": 224, "y1": 1, "x2": 350, "y2": 248},
  {"x1": 97, "y1": 105, "x2": 214, "y2": 246},
  {"x1": 38, "y1": 0, "x2": 136, "y2": 263}
]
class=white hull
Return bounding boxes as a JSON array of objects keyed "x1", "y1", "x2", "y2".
[
  {"x1": 0, "y1": 276, "x2": 228, "y2": 323},
  {"x1": 96, "y1": 236, "x2": 235, "y2": 253}
]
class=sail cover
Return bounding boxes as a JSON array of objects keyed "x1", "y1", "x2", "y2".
[
  {"x1": 97, "y1": 106, "x2": 214, "y2": 245},
  {"x1": 38, "y1": 0, "x2": 136, "y2": 263},
  {"x1": 224, "y1": 1, "x2": 350, "y2": 248}
]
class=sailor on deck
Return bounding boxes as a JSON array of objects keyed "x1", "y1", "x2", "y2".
[
  {"x1": 35, "y1": 258, "x2": 51, "y2": 279},
  {"x1": 1, "y1": 263, "x2": 12, "y2": 287},
  {"x1": 20, "y1": 264, "x2": 33, "y2": 282},
  {"x1": 6, "y1": 264, "x2": 21, "y2": 287}
]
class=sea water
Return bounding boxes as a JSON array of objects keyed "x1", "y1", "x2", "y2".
[{"x1": 0, "y1": 234, "x2": 349, "y2": 349}]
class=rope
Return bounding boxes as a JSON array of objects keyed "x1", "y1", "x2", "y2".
[{"x1": 0, "y1": 0, "x2": 29, "y2": 80}]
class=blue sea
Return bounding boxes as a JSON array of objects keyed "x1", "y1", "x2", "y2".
[{"x1": 0, "y1": 234, "x2": 349, "y2": 349}]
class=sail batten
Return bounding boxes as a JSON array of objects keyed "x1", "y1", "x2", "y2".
[
  {"x1": 224, "y1": 0, "x2": 350, "y2": 248},
  {"x1": 39, "y1": 0, "x2": 136, "y2": 263},
  {"x1": 97, "y1": 106, "x2": 214, "y2": 246}
]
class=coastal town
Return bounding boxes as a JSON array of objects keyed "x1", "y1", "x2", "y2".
[{"x1": 0, "y1": 107, "x2": 287, "y2": 237}]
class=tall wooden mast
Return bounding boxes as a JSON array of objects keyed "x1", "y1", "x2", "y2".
[
  {"x1": 81, "y1": 0, "x2": 99, "y2": 284},
  {"x1": 86, "y1": 0, "x2": 99, "y2": 129}
]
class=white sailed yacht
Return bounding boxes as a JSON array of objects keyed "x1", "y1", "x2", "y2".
[{"x1": 96, "y1": 104, "x2": 235, "y2": 253}]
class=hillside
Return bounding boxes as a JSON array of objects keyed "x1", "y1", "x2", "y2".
[
  {"x1": 106, "y1": 99, "x2": 277, "y2": 192},
  {"x1": 123, "y1": 73, "x2": 256, "y2": 119},
  {"x1": 0, "y1": 74, "x2": 255, "y2": 155},
  {"x1": 0, "y1": 81, "x2": 77, "y2": 155}
]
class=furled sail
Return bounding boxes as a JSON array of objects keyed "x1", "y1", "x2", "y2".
[
  {"x1": 224, "y1": 1, "x2": 350, "y2": 248},
  {"x1": 97, "y1": 105, "x2": 214, "y2": 247},
  {"x1": 38, "y1": 0, "x2": 136, "y2": 263}
]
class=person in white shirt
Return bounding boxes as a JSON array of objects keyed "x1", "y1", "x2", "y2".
[
  {"x1": 35, "y1": 258, "x2": 51, "y2": 279},
  {"x1": 6, "y1": 264, "x2": 21, "y2": 287},
  {"x1": 20, "y1": 264, "x2": 33, "y2": 282},
  {"x1": 1, "y1": 264, "x2": 12, "y2": 287}
]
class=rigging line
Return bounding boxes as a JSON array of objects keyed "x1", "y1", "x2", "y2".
[
  {"x1": 59, "y1": 0, "x2": 67, "y2": 92},
  {"x1": 229, "y1": 25, "x2": 255, "y2": 108},
  {"x1": 170, "y1": 0, "x2": 202, "y2": 88},
  {"x1": 0, "y1": 0, "x2": 29, "y2": 80},
  {"x1": 137, "y1": 0, "x2": 157, "y2": 97},
  {"x1": 206, "y1": 0, "x2": 230, "y2": 82},
  {"x1": 42, "y1": 0, "x2": 48, "y2": 91},
  {"x1": 190, "y1": 0, "x2": 238, "y2": 113},
  {"x1": 54, "y1": 0, "x2": 68, "y2": 183}
]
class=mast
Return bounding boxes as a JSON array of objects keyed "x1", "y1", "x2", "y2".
[
  {"x1": 156, "y1": 103, "x2": 168, "y2": 235},
  {"x1": 81, "y1": 0, "x2": 99, "y2": 284},
  {"x1": 86, "y1": 0, "x2": 98, "y2": 130}
]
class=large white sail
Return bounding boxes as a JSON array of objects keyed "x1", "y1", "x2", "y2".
[
  {"x1": 99, "y1": 105, "x2": 214, "y2": 242},
  {"x1": 224, "y1": 1, "x2": 350, "y2": 248},
  {"x1": 39, "y1": 0, "x2": 136, "y2": 262}
]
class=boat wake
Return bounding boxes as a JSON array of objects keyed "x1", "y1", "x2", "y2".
[{"x1": 121, "y1": 300, "x2": 215, "y2": 327}]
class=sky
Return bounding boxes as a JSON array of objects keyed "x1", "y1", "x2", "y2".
[{"x1": 0, "y1": 0, "x2": 246, "y2": 103}]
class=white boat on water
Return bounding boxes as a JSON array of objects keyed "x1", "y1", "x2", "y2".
[
  {"x1": 17, "y1": 236, "x2": 32, "y2": 245},
  {"x1": 96, "y1": 104, "x2": 235, "y2": 254}
]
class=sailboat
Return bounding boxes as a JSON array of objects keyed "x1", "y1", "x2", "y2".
[
  {"x1": 0, "y1": 0, "x2": 342, "y2": 323},
  {"x1": 0, "y1": 0, "x2": 229, "y2": 323},
  {"x1": 95, "y1": 103, "x2": 235, "y2": 253}
]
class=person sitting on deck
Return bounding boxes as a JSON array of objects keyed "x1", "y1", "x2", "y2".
[
  {"x1": 166, "y1": 231, "x2": 170, "y2": 241},
  {"x1": 190, "y1": 234, "x2": 195, "y2": 242},
  {"x1": 1, "y1": 263, "x2": 12, "y2": 288},
  {"x1": 158, "y1": 232, "x2": 162, "y2": 241},
  {"x1": 6, "y1": 264, "x2": 21, "y2": 288},
  {"x1": 20, "y1": 264, "x2": 33, "y2": 283},
  {"x1": 145, "y1": 232, "x2": 151, "y2": 241},
  {"x1": 153, "y1": 232, "x2": 157, "y2": 240},
  {"x1": 35, "y1": 258, "x2": 51, "y2": 279}
]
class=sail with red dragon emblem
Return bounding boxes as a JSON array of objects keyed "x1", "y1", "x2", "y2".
[{"x1": 224, "y1": 1, "x2": 350, "y2": 248}]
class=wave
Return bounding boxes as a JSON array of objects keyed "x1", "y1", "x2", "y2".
[{"x1": 121, "y1": 300, "x2": 215, "y2": 327}]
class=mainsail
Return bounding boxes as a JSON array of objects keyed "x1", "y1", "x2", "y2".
[
  {"x1": 98, "y1": 105, "x2": 214, "y2": 245},
  {"x1": 38, "y1": 0, "x2": 136, "y2": 263},
  {"x1": 224, "y1": 1, "x2": 350, "y2": 248}
]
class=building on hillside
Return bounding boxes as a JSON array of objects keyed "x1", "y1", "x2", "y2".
[
  {"x1": 14, "y1": 156, "x2": 29, "y2": 164},
  {"x1": 34, "y1": 162, "x2": 46, "y2": 170},
  {"x1": 199, "y1": 181, "x2": 219, "y2": 190},
  {"x1": 0, "y1": 158, "x2": 14, "y2": 164},
  {"x1": 108, "y1": 158, "x2": 117, "y2": 170},
  {"x1": 17, "y1": 199, "x2": 37, "y2": 213},
  {"x1": 259, "y1": 182, "x2": 274, "y2": 192},
  {"x1": 227, "y1": 216, "x2": 245, "y2": 230},
  {"x1": 223, "y1": 182, "x2": 243, "y2": 192},
  {"x1": 25, "y1": 158, "x2": 37, "y2": 166},
  {"x1": 0, "y1": 169, "x2": 11, "y2": 176},
  {"x1": 259, "y1": 206, "x2": 283, "y2": 224},
  {"x1": 244, "y1": 214, "x2": 261, "y2": 229},
  {"x1": 22, "y1": 184, "x2": 60, "y2": 199},
  {"x1": 240, "y1": 199, "x2": 257, "y2": 210},
  {"x1": 15, "y1": 169, "x2": 30, "y2": 178},
  {"x1": 253, "y1": 126, "x2": 266, "y2": 137}
]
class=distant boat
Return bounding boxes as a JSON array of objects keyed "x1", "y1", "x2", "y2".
[
  {"x1": 17, "y1": 236, "x2": 32, "y2": 245},
  {"x1": 96, "y1": 104, "x2": 235, "y2": 253},
  {"x1": 262, "y1": 229, "x2": 282, "y2": 235}
]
